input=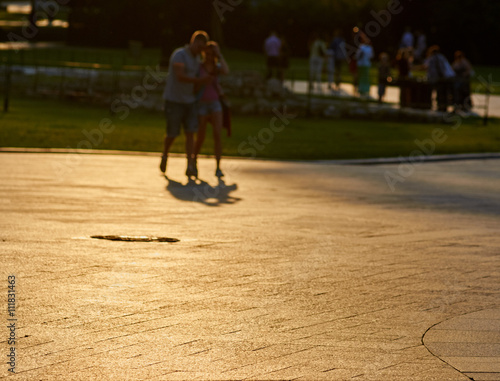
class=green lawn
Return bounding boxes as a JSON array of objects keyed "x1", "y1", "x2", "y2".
[{"x1": 1, "y1": 97, "x2": 499, "y2": 160}]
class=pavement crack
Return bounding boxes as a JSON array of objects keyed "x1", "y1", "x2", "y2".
[
  {"x1": 174, "y1": 339, "x2": 200, "y2": 347},
  {"x1": 187, "y1": 349, "x2": 210, "y2": 356},
  {"x1": 323, "y1": 368, "x2": 337, "y2": 373}
]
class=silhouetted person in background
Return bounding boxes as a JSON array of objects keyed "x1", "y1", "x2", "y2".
[
  {"x1": 414, "y1": 29, "x2": 427, "y2": 64},
  {"x1": 356, "y1": 35, "x2": 374, "y2": 97},
  {"x1": 277, "y1": 33, "x2": 290, "y2": 83},
  {"x1": 400, "y1": 26, "x2": 414, "y2": 49},
  {"x1": 378, "y1": 52, "x2": 391, "y2": 103},
  {"x1": 396, "y1": 47, "x2": 413, "y2": 107},
  {"x1": 309, "y1": 32, "x2": 327, "y2": 93},
  {"x1": 424, "y1": 45, "x2": 455, "y2": 112},
  {"x1": 326, "y1": 32, "x2": 335, "y2": 91},
  {"x1": 452, "y1": 50, "x2": 473, "y2": 112},
  {"x1": 330, "y1": 29, "x2": 347, "y2": 91},
  {"x1": 350, "y1": 27, "x2": 362, "y2": 95},
  {"x1": 264, "y1": 31, "x2": 282, "y2": 80}
]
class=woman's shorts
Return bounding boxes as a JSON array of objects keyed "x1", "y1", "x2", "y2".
[{"x1": 198, "y1": 100, "x2": 222, "y2": 116}]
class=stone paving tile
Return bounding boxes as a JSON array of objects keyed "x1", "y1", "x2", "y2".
[
  {"x1": 464, "y1": 310, "x2": 500, "y2": 320},
  {"x1": 423, "y1": 309, "x2": 500, "y2": 380},
  {"x1": 441, "y1": 357, "x2": 500, "y2": 372},
  {"x1": 464, "y1": 372, "x2": 500, "y2": 381},
  {"x1": 426, "y1": 330, "x2": 500, "y2": 344},
  {"x1": 426, "y1": 343, "x2": 500, "y2": 357},
  {"x1": 245, "y1": 365, "x2": 310, "y2": 381},
  {"x1": 434, "y1": 319, "x2": 500, "y2": 332}
]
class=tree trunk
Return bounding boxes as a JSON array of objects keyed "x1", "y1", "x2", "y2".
[{"x1": 29, "y1": 0, "x2": 37, "y2": 27}]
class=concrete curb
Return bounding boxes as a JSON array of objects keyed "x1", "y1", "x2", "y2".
[
  {"x1": 320, "y1": 152, "x2": 500, "y2": 165},
  {"x1": 1, "y1": 147, "x2": 499, "y2": 166}
]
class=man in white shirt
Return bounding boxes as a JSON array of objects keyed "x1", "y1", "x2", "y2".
[
  {"x1": 160, "y1": 31, "x2": 213, "y2": 177},
  {"x1": 264, "y1": 31, "x2": 282, "y2": 80},
  {"x1": 400, "y1": 27, "x2": 414, "y2": 49}
]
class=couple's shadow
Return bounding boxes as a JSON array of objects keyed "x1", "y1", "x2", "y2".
[{"x1": 165, "y1": 176, "x2": 240, "y2": 206}]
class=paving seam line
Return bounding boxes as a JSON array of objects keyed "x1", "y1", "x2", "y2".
[{"x1": 420, "y1": 308, "x2": 497, "y2": 381}]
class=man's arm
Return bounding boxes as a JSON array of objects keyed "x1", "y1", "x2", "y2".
[{"x1": 172, "y1": 62, "x2": 212, "y2": 85}]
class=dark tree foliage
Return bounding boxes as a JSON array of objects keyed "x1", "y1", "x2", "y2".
[
  {"x1": 67, "y1": 0, "x2": 213, "y2": 49},
  {"x1": 66, "y1": 0, "x2": 500, "y2": 65}
]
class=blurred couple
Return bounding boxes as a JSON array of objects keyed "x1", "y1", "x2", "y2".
[{"x1": 160, "y1": 30, "x2": 230, "y2": 179}]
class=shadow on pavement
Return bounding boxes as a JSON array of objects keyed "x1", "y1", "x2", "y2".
[{"x1": 165, "y1": 177, "x2": 241, "y2": 207}]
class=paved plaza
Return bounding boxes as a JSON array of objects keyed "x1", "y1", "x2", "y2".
[{"x1": 1, "y1": 152, "x2": 499, "y2": 380}]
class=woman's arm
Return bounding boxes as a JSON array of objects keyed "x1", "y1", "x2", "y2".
[
  {"x1": 218, "y1": 55, "x2": 230, "y2": 75},
  {"x1": 173, "y1": 62, "x2": 213, "y2": 85},
  {"x1": 213, "y1": 43, "x2": 229, "y2": 75}
]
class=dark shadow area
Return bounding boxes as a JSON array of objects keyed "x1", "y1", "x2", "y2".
[
  {"x1": 395, "y1": 182, "x2": 500, "y2": 217},
  {"x1": 165, "y1": 177, "x2": 241, "y2": 207},
  {"x1": 281, "y1": 160, "x2": 500, "y2": 218}
]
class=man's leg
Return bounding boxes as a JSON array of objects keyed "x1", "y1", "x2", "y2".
[
  {"x1": 160, "y1": 101, "x2": 181, "y2": 174},
  {"x1": 266, "y1": 57, "x2": 272, "y2": 80},
  {"x1": 436, "y1": 81, "x2": 447, "y2": 112},
  {"x1": 334, "y1": 60, "x2": 342, "y2": 89},
  {"x1": 185, "y1": 102, "x2": 200, "y2": 177},
  {"x1": 185, "y1": 132, "x2": 194, "y2": 166},
  {"x1": 160, "y1": 136, "x2": 175, "y2": 174},
  {"x1": 315, "y1": 58, "x2": 324, "y2": 92},
  {"x1": 163, "y1": 136, "x2": 175, "y2": 156}
]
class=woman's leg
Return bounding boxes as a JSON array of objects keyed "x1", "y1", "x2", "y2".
[
  {"x1": 315, "y1": 58, "x2": 324, "y2": 91},
  {"x1": 194, "y1": 116, "x2": 208, "y2": 157},
  {"x1": 309, "y1": 57, "x2": 322, "y2": 91},
  {"x1": 327, "y1": 57, "x2": 334, "y2": 89},
  {"x1": 309, "y1": 59, "x2": 315, "y2": 90},
  {"x1": 359, "y1": 66, "x2": 370, "y2": 96},
  {"x1": 194, "y1": 115, "x2": 209, "y2": 164},
  {"x1": 210, "y1": 111, "x2": 224, "y2": 173}
]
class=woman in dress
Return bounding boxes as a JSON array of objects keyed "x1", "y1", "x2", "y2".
[
  {"x1": 356, "y1": 35, "x2": 374, "y2": 97},
  {"x1": 193, "y1": 41, "x2": 229, "y2": 177},
  {"x1": 308, "y1": 32, "x2": 327, "y2": 93}
]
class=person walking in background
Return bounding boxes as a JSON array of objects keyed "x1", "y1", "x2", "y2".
[
  {"x1": 350, "y1": 26, "x2": 362, "y2": 95},
  {"x1": 424, "y1": 45, "x2": 455, "y2": 112},
  {"x1": 160, "y1": 30, "x2": 212, "y2": 177},
  {"x1": 308, "y1": 32, "x2": 327, "y2": 93},
  {"x1": 326, "y1": 32, "x2": 335, "y2": 92},
  {"x1": 377, "y1": 52, "x2": 391, "y2": 103},
  {"x1": 264, "y1": 31, "x2": 282, "y2": 81},
  {"x1": 330, "y1": 29, "x2": 346, "y2": 91},
  {"x1": 396, "y1": 47, "x2": 413, "y2": 107},
  {"x1": 400, "y1": 26, "x2": 414, "y2": 49},
  {"x1": 193, "y1": 41, "x2": 230, "y2": 178},
  {"x1": 414, "y1": 29, "x2": 427, "y2": 64},
  {"x1": 452, "y1": 50, "x2": 473, "y2": 112},
  {"x1": 277, "y1": 33, "x2": 290, "y2": 84},
  {"x1": 355, "y1": 35, "x2": 374, "y2": 97}
]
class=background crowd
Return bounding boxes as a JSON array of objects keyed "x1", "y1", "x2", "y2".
[{"x1": 263, "y1": 26, "x2": 474, "y2": 113}]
